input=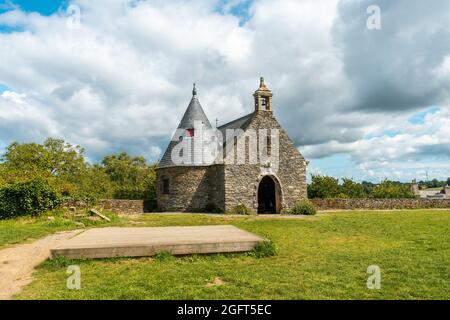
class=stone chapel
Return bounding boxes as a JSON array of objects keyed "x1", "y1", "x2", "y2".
[{"x1": 156, "y1": 78, "x2": 307, "y2": 213}]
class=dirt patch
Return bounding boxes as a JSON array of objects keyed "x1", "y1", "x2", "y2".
[
  {"x1": 206, "y1": 277, "x2": 226, "y2": 287},
  {"x1": 0, "y1": 230, "x2": 83, "y2": 300}
]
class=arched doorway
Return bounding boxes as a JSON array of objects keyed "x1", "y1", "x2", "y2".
[{"x1": 257, "y1": 176, "x2": 280, "y2": 214}]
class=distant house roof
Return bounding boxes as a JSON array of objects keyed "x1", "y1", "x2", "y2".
[{"x1": 418, "y1": 190, "x2": 447, "y2": 199}]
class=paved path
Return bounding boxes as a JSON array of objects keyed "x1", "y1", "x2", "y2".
[{"x1": 0, "y1": 230, "x2": 83, "y2": 300}]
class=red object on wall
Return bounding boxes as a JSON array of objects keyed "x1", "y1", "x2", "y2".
[{"x1": 186, "y1": 129, "x2": 195, "y2": 137}]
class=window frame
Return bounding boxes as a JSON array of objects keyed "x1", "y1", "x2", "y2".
[
  {"x1": 162, "y1": 178, "x2": 170, "y2": 195},
  {"x1": 186, "y1": 128, "x2": 195, "y2": 137}
]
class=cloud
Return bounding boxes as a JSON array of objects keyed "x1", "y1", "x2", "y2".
[
  {"x1": 0, "y1": 0, "x2": 254, "y2": 161},
  {"x1": 303, "y1": 107, "x2": 450, "y2": 180},
  {"x1": 334, "y1": 0, "x2": 450, "y2": 112},
  {"x1": 0, "y1": 0, "x2": 449, "y2": 181}
]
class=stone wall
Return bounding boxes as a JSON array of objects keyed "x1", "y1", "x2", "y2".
[
  {"x1": 155, "y1": 111, "x2": 308, "y2": 213},
  {"x1": 64, "y1": 198, "x2": 450, "y2": 214},
  {"x1": 207, "y1": 165, "x2": 225, "y2": 211},
  {"x1": 63, "y1": 199, "x2": 156, "y2": 214},
  {"x1": 310, "y1": 198, "x2": 450, "y2": 210},
  {"x1": 156, "y1": 166, "x2": 214, "y2": 211},
  {"x1": 223, "y1": 111, "x2": 307, "y2": 213}
]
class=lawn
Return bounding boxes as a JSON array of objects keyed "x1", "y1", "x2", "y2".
[
  {"x1": 7, "y1": 210, "x2": 450, "y2": 300},
  {"x1": 0, "y1": 209, "x2": 125, "y2": 248}
]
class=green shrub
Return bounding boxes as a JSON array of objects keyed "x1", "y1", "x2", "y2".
[
  {"x1": 231, "y1": 204, "x2": 253, "y2": 215},
  {"x1": 154, "y1": 251, "x2": 175, "y2": 262},
  {"x1": 308, "y1": 174, "x2": 341, "y2": 199},
  {"x1": 203, "y1": 203, "x2": 223, "y2": 214},
  {"x1": 0, "y1": 178, "x2": 62, "y2": 219},
  {"x1": 289, "y1": 199, "x2": 317, "y2": 215},
  {"x1": 212, "y1": 207, "x2": 224, "y2": 214},
  {"x1": 341, "y1": 178, "x2": 367, "y2": 198},
  {"x1": 252, "y1": 240, "x2": 277, "y2": 258},
  {"x1": 373, "y1": 180, "x2": 415, "y2": 199}
]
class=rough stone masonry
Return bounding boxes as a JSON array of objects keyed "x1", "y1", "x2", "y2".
[{"x1": 156, "y1": 78, "x2": 308, "y2": 214}]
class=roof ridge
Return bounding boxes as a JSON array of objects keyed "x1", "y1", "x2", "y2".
[{"x1": 217, "y1": 112, "x2": 254, "y2": 129}]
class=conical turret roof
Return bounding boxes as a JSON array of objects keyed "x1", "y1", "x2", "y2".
[
  {"x1": 178, "y1": 86, "x2": 212, "y2": 129},
  {"x1": 158, "y1": 84, "x2": 213, "y2": 168}
]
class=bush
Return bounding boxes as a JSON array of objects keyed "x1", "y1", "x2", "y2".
[
  {"x1": 289, "y1": 199, "x2": 317, "y2": 215},
  {"x1": 212, "y1": 207, "x2": 224, "y2": 214},
  {"x1": 308, "y1": 175, "x2": 341, "y2": 199},
  {"x1": 204, "y1": 203, "x2": 223, "y2": 214},
  {"x1": 373, "y1": 180, "x2": 415, "y2": 199},
  {"x1": 341, "y1": 178, "x2": 367, "y2": 198},
  {"x1": 0, "y1": 178, "x2": 62, "y2": 219},
  {"x1": 154, "y1": 251, "x2": 175, "y2": 262},
  {"x1": 231, "y1": 204, "x2": 253, "y2": 215},
  {"x1": 252, "y1": 240, "x2": 277, "y2": 258}
]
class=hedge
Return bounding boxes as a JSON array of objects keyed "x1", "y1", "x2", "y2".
[{"x1": 0, "y1": 178, "x2": 61, "y2": 219}]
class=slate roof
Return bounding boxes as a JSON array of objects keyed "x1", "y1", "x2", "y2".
[
  {"x1": 158, "y1": 86, "x2": 213, "y2": 168},
  {"x1": 178, "y1": 95, "x2": 212, "y2": 130},
  {"x1": 217, "y1": 113, "x2": 254, "y2": 143},
  {"x1": 158, "y1": 85, "x2": 258, "y2": 168}
]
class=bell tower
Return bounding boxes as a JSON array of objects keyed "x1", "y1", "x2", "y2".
[{"x1": 253, "y1": 77, "x2": 273, "y2": 112}]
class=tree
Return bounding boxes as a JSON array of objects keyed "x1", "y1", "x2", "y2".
[
  {"x1": 372, "y1": 180, "x2": 415, "y2": 199},
  {"x1": 361, "y1": 181, "x2": 376, "y2": 196},
  {"x1": 307, "y1": 175, "x2": 341, "y2": 199},
  {"x1": 101, "y1": 152, "x2": 156, "y2": 200},
  {"x1": 73, "y1": 165, "x2": 114, "y2": 200},
  {"x1": 430, "y1": 179, "x2": 440, "y2": 188},
  {"x1": 1, "y1": 138, "x2": 101, "y2": 200},
  {"x1": 102, "y1": 152, "x2": 146, "y2": 185},
  {"x1": 2, "y1": 138, "x2": 86, "y2": 177},
  {"x1": 447, "y1": 177, "x2": 450, "y2": 186},
  {"x1": 2, "y1": 142, "x2": 50, "y2": 174},
  {"x1": 341, "y1": 178, "x2": 367, "y2": 198},
  {"x1": 43, "y1": 138, "x2": 86, "y2": 177}
]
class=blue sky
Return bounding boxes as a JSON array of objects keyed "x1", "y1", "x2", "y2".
[
  {"x1": 0, "y1": 0, "x2": 67, "y2": 32},
  {"x1": 216, "y1": 0, "x2": 252, "y2": 25},
  {"x1": 1, "y1": 0, "x2": 252, "y2": 19},
  {"x1": 0, "y1": 0, "x2": 67, "y2": 15},
  {"x1": 0, "y1": 84, "x2": 9, "y2": 93},
  {"x1": 408, "y1": 107, "x2": 440, "y2": 125},
  {"x1": 310, "y1": 154, "x2": 357, "y2": 178},
  {"x1": 0, "y1": 0, "x2": 449, "y2": 182}
]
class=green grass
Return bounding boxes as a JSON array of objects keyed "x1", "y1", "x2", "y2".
[
  {"x1": 9, "y1": 210, "x2": 450, "y2": 300},
  {"x1": 0, "y1": 209, "x2": 124, "y2": 248}
]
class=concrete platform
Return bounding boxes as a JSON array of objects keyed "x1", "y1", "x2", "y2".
[{"x1": 51, "y1": 225, "x2": 264, "y2": 259}]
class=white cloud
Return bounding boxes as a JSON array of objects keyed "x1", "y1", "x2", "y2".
[
  {"x1": 303, "y1": 107, "x2": 450, "y2": 180},
  {"x1": 0, "y1": 0, "x2": 449, "y2": 181}
]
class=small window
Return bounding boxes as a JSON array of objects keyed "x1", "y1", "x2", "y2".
[
  {"x1": 162, "y1": 179, "x2": 170, "y2": 195},
  {"x1": 186, "y1": 129, "x2": 195, "y2": 137},
  {"x1": 267, "y1": 135, "x2": 272, "y2": 156}
]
